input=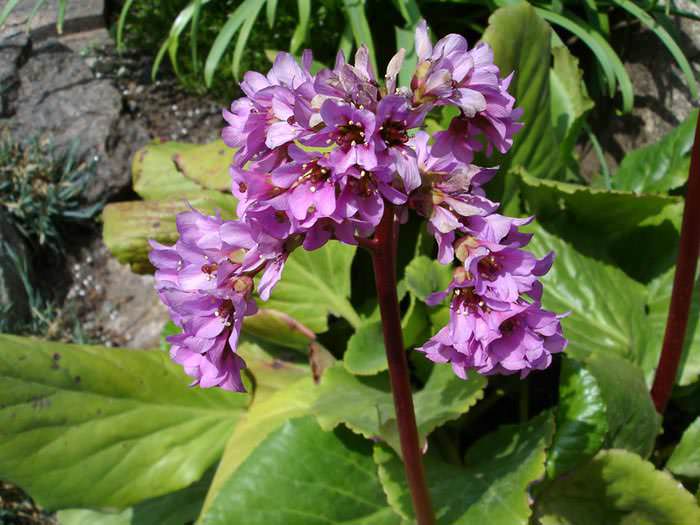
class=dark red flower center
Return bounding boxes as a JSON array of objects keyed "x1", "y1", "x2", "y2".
[
  {"x1": 477, "y1": 254, "x2": 500, "y2": 281},
  {"x1": 380, "y1": 120, "x2": 409, "y2": 147},
  {"x1": 334, "y1": 121, "x2": 366, "y2": 147}
]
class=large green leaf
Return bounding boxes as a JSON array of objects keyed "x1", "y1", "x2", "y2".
[
  {"x1": 131, "y1": 142, "x2": 205, "y2": 200},
  {"x1": 528, "y1": 225, "x2": 653, "y2": 373},
  {"x1": 375, "y1": 413, "x2": 554, "y2": 524},
  {"x1": 102, "y1": 196, "x2": 235, "y2": 274},
  {"x1": 646, "y1": 267, "x2": 700, "y2": 386},
  {"x1": 200, "y1": 416, "x2": 398, "y2": 524},
  {"x1": 58, "y1": 470, "x2": 212, "y2": 525},
  {"x1": 264, "y1": 243, "x2": 361, "y2": 332},
  {"x1": 482, "y1": 3, "x2": 559, "y2": 181},
  {"x1": 200, "y1": 377, "x2": 319, "y2": 518},
  {"x1": 171, "y1": 140, "x2": 233, "y2": 191},
  {"x1": 613, "y1": 110, "x2": 697, "y2": 194},
  {"x1": 314, "y1": 363, "x2": 485, "y2": 453},
  {"x1": 667, "y1": 417, "x2": 700, "y2": 479},
  {"x1": 344, "y1": 319, "x2": 387, "y2": 375},
  {"x1": 517, "y1": 171, "x2": 679, "y2": 237},
  {"x1": 547, "y1": 357, "x2": 608, "y2": 478},
  {"x1": 0, "y1": 335, "x2": 247, "y2": 510},
  {"x1": 535, "y1": 450, "x2": 700, "y2": 525}
]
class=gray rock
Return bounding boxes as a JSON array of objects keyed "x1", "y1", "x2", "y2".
[
  {"x1": 0, "y1": 209, "x2": 31, "y2": 329},
  {"x1": 1, "y1": 38, "x2": 126, "y2": 203},
  {"x1": 0, "y1": 31, "x2": 30, "y2": 117}
]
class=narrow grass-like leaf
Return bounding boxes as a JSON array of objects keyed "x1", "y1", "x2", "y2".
[
  {"x1": 116, "y1": 0, "x2": 136, "y2": 52},
  {"x1": 290, "y1": 0, "x2": 311, "y2": 54},
  {"x1": 536, "y1": 8, "x2": 634, "y2": 112},
  {"x1": 342, "y1": 0, "x2": 378, "y2": 75},
  {"x1": 612, "y1": 0, "x2": 698, "y2": 99},
  {"x1": 56, "y1": 0, "x2": 66, "y2": 33},
  {"x1": 204, "y1": 0, "x2": 259, "y2": 86},
  {"x1": 232, "y1": 0, "x2": 266, "y2": 79},
  {"x1": 266, "y1": 0, "x2": 277, "y2": 28},
  {"x1": 0, "y1": 0, "x2": 21, "y2": 28}
]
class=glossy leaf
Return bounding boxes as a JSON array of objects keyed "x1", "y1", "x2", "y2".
[
  {"x1": 314, "y1": 364, "x2": 485, "y2": 453},
  {"x1": 613, "y1": 110, "x2": 697, "y2": 194},
  {"x1": 200, "y1": 416, "x2": 398, "y2": 525},
  {"x1": 667, "y1": 417, "x2": 700, "y2": 479},
  {"x1": 264, "y1": 243, "x2": 361, "y2": 332},
  {"x1": 240, "y1": 341, "x2": 310, "y2": 403},
  {"x1": 57, "y1": 470, "x2": 212, "y2": 525},
  {"x1": 547, "y1": 357, "x2": 608, "y2": 478},
  {"x1": 583, "y1": 353, "x2": 659, "y2": 458},
  {"x1": 375, "y1": 413, "x2": 554, "y2": 524},
  {"x1": 405, "y1": 255, "x2": 453, "y2": 302},
  {"x1": 516, "y1": 171, "x2": 679, "y2": 237},
  {"x1": 646, "y1": 267, "x2": 700, "y2": 386},
  {"x1": 535, "y1": 450, "x2": 700, "y2": 525},
  {"x1": 102, "y1": 197, "x2": 235, "y2": 274},
  {"x1": 0, "y1": 335, "x2": 247, "y2": 510},
  {"x1": 528, "y1": 225, "x2": 658, "y2": 379},
  {"x1": 482, "y1": 3, "x2": 560, "y2": 180},
  {"x1": 200, "y1": 377, "x2": 319, "y2": 517}
]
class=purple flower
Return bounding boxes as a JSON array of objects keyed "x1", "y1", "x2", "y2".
[
  {"x1": 149, "y1": 209, "x2": 257, "y2": 391},
  {"x1": 151, "y1": 21, "x2": 563, "y2": 391},
  {"x1": 418, "y1": 286, "x2": 566, "y2": 379}
]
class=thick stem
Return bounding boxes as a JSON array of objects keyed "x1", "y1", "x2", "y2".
[
  {"x1": 650, "y1": 113, "x2": 700, "y2": 413},
  {"x1": 370, "y1": 205, "x2": 436, "y2": 525}
]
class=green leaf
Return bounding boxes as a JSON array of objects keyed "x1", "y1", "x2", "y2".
[
  {"x1": 231, "y1": 0, "x2": 266, "y2": 79},
  {"x1": 0, "y1": 0, "x2": 22, "y2": 28},
  {"x1": 200, "y1": 377, "x2": 318, "y2": 518},
  {"x1": 583, "y1": 353, "x2": 659, "y2": 457},
  {"x1": 405, "y1": 255, "x2": 453, "y2": 302},
  {"x1": 289, "y1": 0, "x2": 310, "y2": 54},
  {"x1": 375, "y1": 413, "x2": 554, "y2": 524},
  {"x1": 667, "y1": 417, "x2": 700, "y2": 479},
  {"x1": 0, "y1": 334, "x2": 247, "y2": 510},
  {"x1": 240, "y1": 341, "x2": 310, "y2": 403},
  {"x1": 613, "y1": 110, "x2": 697, "y2": 194},
  {"x1": 102, "y1": 197, "x2": 235, "y2": 274},
  {"x1": 204, "y1": 0, "x2": 265, "y2": 86},
  {"x1": 200, "y1": 416, "x2": 398, "y2": 525},
  {"x1": 345, "y1": 320, "x2": 387, "y2": 375},
  {"x1": 516, "y1": 171, "x2": 679, "y2": 237},
  {"x1": 547, "y1": 356, "x2": 608, "y2": 478},
  {"x1": 482, "y1": 3, "x2": 560, "y2": 181},
  {"x1": 171, "y1": 140, "x2": 233, "y2": 192},
  {"x1": 264, "y1": 243, "x2": 361, "y2": 332},
  {"x1": 58, "y1": 470, "x2": 212, "y2": 525},
  {"x1": 314, "y1": 363, "x2": 485, "y2": 453},
  {"x1": 528, "y1": 225, "x2": 658, "y2": 378},
  {"x1": 131, "y1": 141, "x2": 234, "y2": 199},
  {"x1": 646, "y1": 266, "x2": 700, "y2": 386},
  {"x1": 342, "y1": 0, "x2": 378, "y2": 76},
  {"x1": 549, "y1": 42, "x2": 594, "y2": 160},
  {"x1": 535, "y1": 450, "x2": 700, "y2": 525},
  {"x1": 242, "y1": 308, "x2": 316, "y2": 352}
]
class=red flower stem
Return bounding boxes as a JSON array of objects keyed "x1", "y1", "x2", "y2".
[
  {"x1": 369, "y1": 205, "x2": 436, "y2": 525},
  {"x1": 650, "y1": 112, "x2": 700, "y2": 413}
]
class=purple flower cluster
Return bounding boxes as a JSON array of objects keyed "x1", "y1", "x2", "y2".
[{"x1": 150, "y1": 20, "x2": 565, "y2": 390}]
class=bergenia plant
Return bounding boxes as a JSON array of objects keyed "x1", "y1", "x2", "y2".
[{"x1": 150, "y1": 20, "x2": 566, "y2": 524}]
